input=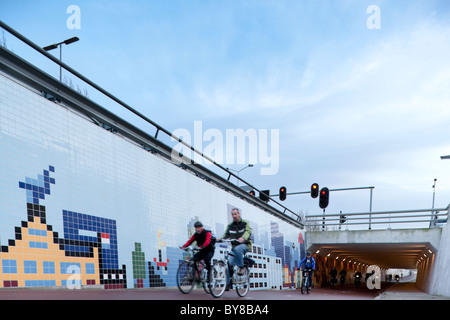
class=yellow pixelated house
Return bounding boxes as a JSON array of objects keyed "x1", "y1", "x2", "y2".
[
  {"x1": 0, "y1": 213, "x2": 100, "y2": 288},
  {"x1": 0, "y1": 166, "x2": 127, "y2": 289}
]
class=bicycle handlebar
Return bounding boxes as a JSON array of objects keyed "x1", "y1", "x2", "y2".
[
  {"x1": 179, "y1": 246, "x2": 201, "y2": 252},
  {"x1": 217, "y1": 238, "x2": 241, "y2": 245}
]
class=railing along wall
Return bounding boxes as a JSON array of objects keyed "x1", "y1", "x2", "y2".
[
  {"x1": 305, "y1": 206, "x2": 449, "y2": 230},
  {"x1": 0, "y1": 20, "x2": 302, "y2": 227}
]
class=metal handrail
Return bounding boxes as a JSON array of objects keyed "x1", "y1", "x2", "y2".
[
  {"x1": 305, "y1": 206, "x2": 449, "y2": 229},
  {"x1": 0, "y1": 20, "x2": 301, "y2": 225},
  {"x1": 307, "y1": 213, "x2": 448, "y2": 222},
  {"x1": 305, "y1": 207, "x2": 450, "y2": 218}
]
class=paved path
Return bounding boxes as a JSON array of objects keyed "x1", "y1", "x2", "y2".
[
  {"x1": 0, "y1": 284, "x2": 382, "y2": 300},
  {"x1": 374, "y1": 282, "x2": 450, "y2": 300},
  {"x1": 1, "y1": 282, "x2": 447, "y2": 319},
  {"x1": 0, "y1": 281, "x2": 448, "y2": 300}
]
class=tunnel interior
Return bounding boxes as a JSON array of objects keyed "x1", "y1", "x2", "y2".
[{"x1": 307, "y1": 242, "x2": 436, "y2": 270}]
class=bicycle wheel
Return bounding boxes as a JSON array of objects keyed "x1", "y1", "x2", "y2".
[
  {"x1": 210, "y1": 261, "x2": 228, "y2": 298},
  {"x1": 235, "y1": 267, "x2": 250, "y2": 297},
  {"x1": 177, "y1": 261, "x2": 195, "y2": 294},
  {"x1": 202, "y1": 267, "x2": 211, "y2": 294},
  {"x1": 306, "y1": 278, "x2": 310, "y2": 294},
  {"x1": 301, "y1": 276, "x2": 307, "y2": 294}
]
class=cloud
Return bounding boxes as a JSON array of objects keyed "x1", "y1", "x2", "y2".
[
  {"x1": 189, "y1": 14, "x2": 450, "y2": 122},
  {"x1": 257, "y1": 17, "x2": 450, "y2": 211}
]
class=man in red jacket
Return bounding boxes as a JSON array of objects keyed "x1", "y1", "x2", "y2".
[{"x1": 181, "y1": 221, "x2": 215, "y2": 280}]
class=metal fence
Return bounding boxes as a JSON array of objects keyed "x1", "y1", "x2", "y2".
[{"x1": 305, "y1": 206, "x2": 449, "y2": 230}]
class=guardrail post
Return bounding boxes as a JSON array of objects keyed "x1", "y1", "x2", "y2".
[{"x1": 322, "y1": 209, "x2": 325, "y2": 231}]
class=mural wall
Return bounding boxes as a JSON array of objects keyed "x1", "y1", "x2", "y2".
[{"x1": 0, "y1": 72, "x2": 304, "y2": 290}]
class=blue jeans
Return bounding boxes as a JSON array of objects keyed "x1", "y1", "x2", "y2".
[{"x1": 227, "y1": 243, "x2": 248, "y2": 283}]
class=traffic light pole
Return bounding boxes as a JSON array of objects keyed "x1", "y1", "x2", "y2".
[
  {"x1": 273, "y1": 186, "x2": 373, "y2": 195},
  {"x1": 322, "y1": 209, "x2": 326, "y2": 231},
  {"x1": 272, "y1": 186, "x2": 374, "y2": 211},
  {"x1": 330, "y1": 187, "x2": 374, "y2": 228},
  {"x1": 272, "y1": 186, "x2": 375, "y2": 229}
]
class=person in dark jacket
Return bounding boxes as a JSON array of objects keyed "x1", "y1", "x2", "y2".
[
  {"x1": 218, "y1": 208, "x2": 252, "y2": 277},
  {"x1": 181, "y1": 221, "x2": 215, "y2": 280},
  {"x1": 299, "y1": 251, "x2": 315, "y2": 289}
]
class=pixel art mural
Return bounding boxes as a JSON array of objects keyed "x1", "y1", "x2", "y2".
[{"x1": 0, "y1": 166, "x2": 304, "y2": 290}]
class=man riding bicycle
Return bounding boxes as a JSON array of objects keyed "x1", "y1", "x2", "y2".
[
  {"x1": 298, "y1": 251, "x2": 315, "y2": 289},
  {"x1": 181, "y1": 221, "x2": 215, "y2": 281},
  {"x1": 218, "y1": 208, "x2": 252, "y2": 288}
]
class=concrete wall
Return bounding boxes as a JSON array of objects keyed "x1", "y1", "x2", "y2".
[
  {"x1": 417, "y1": 223, "x2": 450, "y2": 297},
  {"x1": 306, "y1": 228, "x2": 442, "y2": 249}
]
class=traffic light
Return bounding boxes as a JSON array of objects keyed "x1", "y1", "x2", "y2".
[
  {"x1": 249, "y1": 190, "x2": 256, "y2": 196},
  {"x1": 260, "y1": 190, "x2": 270, "y2": 202},
  {"x1": 311, "y1": 183, "x2": 319, "y2": 198},
  {"x1": 279, "y1": 186, "x2": 287, "y2": 201},
  {"x1": 319, "y1": 187, "x2": 329, "y2": 209},
  {"x1": 340, "y1": 214, "x2": 346, "y2": 224}
]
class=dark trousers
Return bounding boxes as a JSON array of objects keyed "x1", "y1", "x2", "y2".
[
  {"x1": 302, "y1": 269, "x2": 313, "y2": 287},
  {"x1": 193, "y1": 249, "x2": 214, "y2": 276}
]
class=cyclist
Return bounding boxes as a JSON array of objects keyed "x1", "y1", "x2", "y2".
[
  {"x1": 329, "y1": 266, "x2": 337, "y2": 286},
  {"x1": 218, "y1": 208, "x2": 252, "y2": 287},
  {"x1": 181, "y1": 221, "x2": 215, "y2": 281},
  {"x1": 299, "y1": 251, "x2": 315, "y2": 289},
  {"x1": 339, "y1": 268, "x2": 347, "y2": 286}
]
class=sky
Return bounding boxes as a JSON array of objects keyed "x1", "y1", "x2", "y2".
[{"x1": 2, "y1": 0, "x2": 450, "y2": 223}]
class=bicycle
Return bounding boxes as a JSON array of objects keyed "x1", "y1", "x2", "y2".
[
  {"x1": 330, "y1": 275, "x2": 337, "y2": 288},
  {"x1": 301, "y1": 268, "x2": 312, "y2": 294},
  {"x1": 176, "y1": 247, "x2": 211, "y2": 294},
  {"x1": 210, "y1": 239, "x2": 254, "y2": 298}
]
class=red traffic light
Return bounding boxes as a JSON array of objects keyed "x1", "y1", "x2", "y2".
[{"x1": 319, "y1": 187, "x2": 329, "y2": 209}]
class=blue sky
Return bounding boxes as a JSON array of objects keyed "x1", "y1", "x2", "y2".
[{"x1": 2, "y1": 1, "x2": 450, "y2": 220}]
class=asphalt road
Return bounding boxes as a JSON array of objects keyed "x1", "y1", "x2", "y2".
[
  {"x1": 0, "y1": 283, "x2": 385, "y2": 300},
  {"x1": 1, "y1": 282, "x2": 446, "y2": 319}
]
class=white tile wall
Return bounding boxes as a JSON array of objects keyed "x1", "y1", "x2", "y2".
[{"x1": 0, "y1": 72, "x2": 305, "y2": 289}]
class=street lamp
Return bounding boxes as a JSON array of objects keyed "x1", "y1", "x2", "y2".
[
  {"x1": 432, "y1": 178, "x2": 437, "y2": 209},
  {"x1": 227, "y1": 164, "x2": 254, "y2": 186},
  {"x1": 43, "y1": 37, "x2": 79, "y2": 81},
  {"x1": 441, "y1": 155, "x2": 450, "y2": 160},
  {"x1": 430, "y1": 178, "x2": 437, "y2": 228}
]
